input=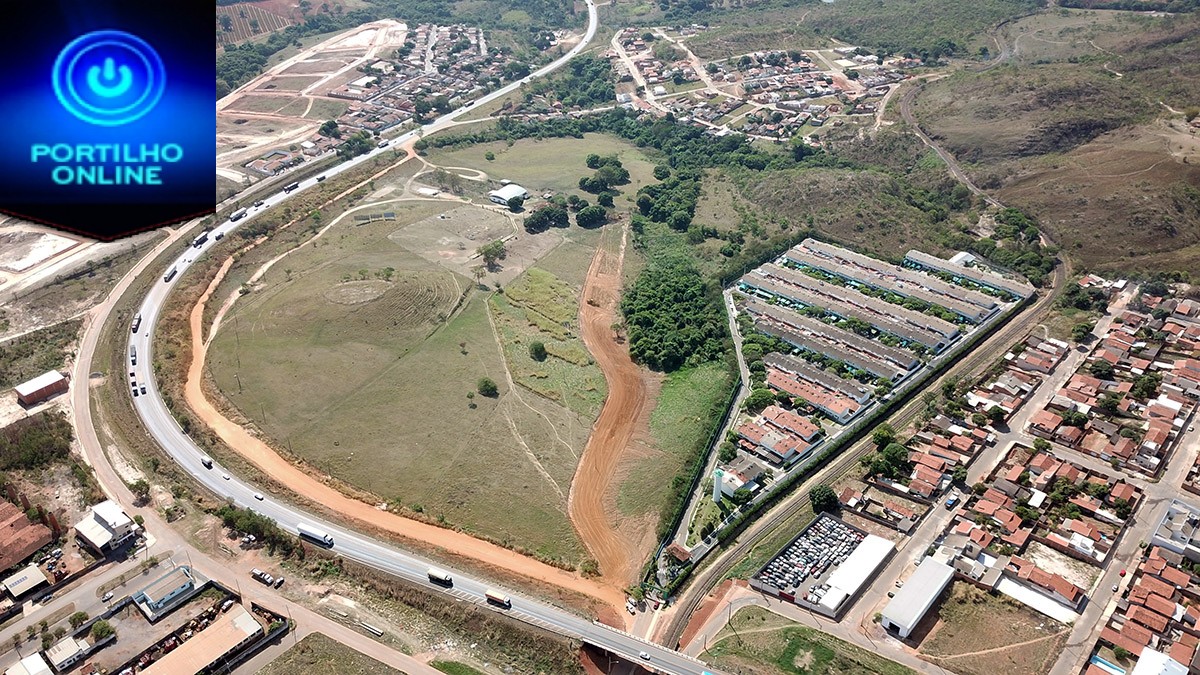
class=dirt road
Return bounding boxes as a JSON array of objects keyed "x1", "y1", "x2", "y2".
[
  {"x1": 183, "y1": 253, "x2": 624, "y2": 610},
  {"x1": 568, "y1": 221, "x2": 646, "y2": 585}
]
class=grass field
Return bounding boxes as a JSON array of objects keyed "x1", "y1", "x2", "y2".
[
  {"x1": 489, "y1": 266, "x2": 608, "y2": 420},
  {"x1": 305, "y1": 98, "x2": 351, "y2": 120},
  {"x1": 918, "y1": 583, "x2": 1068, "y2": 675},
  {"x1": 226, "y1": 95, "x2": 294, "y2": 114},
  {"x1": 257, "y1": 632, "x2": 406, "y2": 675},
  {"x1": 423, "y1": 134, "x2": 661, "y2": 213},
  {"x1": 618, "y1": 361, "x2": 733, "y2": 519},
  {"x1": 207, "y1": 200, "x2": 592, "y2": 565},
  {"x1": 702, "y1": 606, "x2": 916, "y2": 675},
  {"x1": 430, "y1": 662, "x2": 486, "y2": 675}
]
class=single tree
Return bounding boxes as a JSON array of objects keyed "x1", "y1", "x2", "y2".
[
  {"x1": 477, "y1": 240, "x2": 506, "y2": 270},
  {"x1": 809, "y1": 484, "x2": 838, "y2": 514},
  {"x1": 90, "y1": 620, "x2": 115, "y2": 641},
  {"x1": 128, "y1": 479, "x2": 150, "y2": 502},
  {"x1": 69, "y1": 611, "x2": 89, "y2": 629},
  {"x1": 506, "y1": 195, "x2": 524, "y2": 212},
  {"x1": 477, "y1": 377, "x2": 499, "y2": 397},
  {"x1": 529, "y1": 341, "x2": 547, "y2": 361},
  {"x1": 871, "y1": 423, "x2": 896, "y2": 448}
]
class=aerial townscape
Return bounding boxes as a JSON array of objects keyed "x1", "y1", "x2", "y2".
[{"x1": 1, "y1": 0, "x2": 1199, "y2": 673}]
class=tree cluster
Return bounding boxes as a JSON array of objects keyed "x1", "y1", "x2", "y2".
[
  {"x1": 636, "y1": 168, "x2": 702, "y2": 231},
  {"x1": 215, "y1": 505, "x2": 300, "y2": 557},
  {"x1": 620, "y1": 256, "x2": 728, "y2": 371},
  {"x1": 523, "y1": 54, "x2": 615, "y2": 109},
  {"x1": 523, "y1": 205, "x2": 569, "y2": 233},
  {"x1": 864, "y1": 442, "x2": 912, "y2": 481}
]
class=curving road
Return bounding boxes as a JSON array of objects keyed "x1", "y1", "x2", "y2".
[{"x1": 108, "y1": 4, "x2": 721, "y2": 674}]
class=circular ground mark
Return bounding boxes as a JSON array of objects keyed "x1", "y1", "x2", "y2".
[{"x1": 322, "y1": 280, "x2": 393, "y2": 305}]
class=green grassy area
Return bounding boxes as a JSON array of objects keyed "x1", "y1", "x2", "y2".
[
  {"x1": 618, "y1": 362, "x2": 733, "y2": 519},
  {"x1": 430, "y1": 662, "x2": 486, "y2": 675},
  {"x1": 703, "y1": 606, "x2": 916, "y2": 675},
  {"x1": 304, "y1": 97, "x2": 351, "y2": 121},
  {"x1": 0, "y1": 319, "x2": 81, "y2": 387},
  {"x1": 207, "y1": 200, "x2": 590, "y2": 566},
  {"x1": 422, "y1": 134, "x2": 661, "y2": 213},
  {"x1": 257, "y1": 632, "x2": 407, "y2": 675},
  {"x1": 490, "y1": 267, "x2": 608, "y2": 420}
]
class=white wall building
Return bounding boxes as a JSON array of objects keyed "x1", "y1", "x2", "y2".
[
  {"x1": 75, "y1": 500, "x2": 139, "y2": 553},
  {"x1": 881, "y1": 559, "x2": 955, "y2": 638}
]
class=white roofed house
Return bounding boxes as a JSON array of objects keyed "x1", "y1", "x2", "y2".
[{"x1": 74, "y1": 500, "x2": 139, "y2": 553}]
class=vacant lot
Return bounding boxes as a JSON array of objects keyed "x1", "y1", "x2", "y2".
[
  {"x1": 490, "y1": 267, "x2": 608, "y2": 420},
  {"x1": 703, "y1": 606, "x2": 916, "y2": 675},
  {"x1": 0, "y1": 319, "x2": 81, "y2": 387},
  {"x1": 216, "y1": 3, "x2": 292, "y2": 47},
  {"x1": 919, "y1": 582, "x2": 1068, "y2": 675},
  {"x1": 257, "y1": 632, "x2": 406, "y2": 675},
  {"x1": 207, "y1": 201, "x2": 592, "y2": 565}
]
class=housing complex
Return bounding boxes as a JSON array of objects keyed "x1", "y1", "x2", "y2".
[
  {"x1": 1025, "y1": 299, "x2": 1200, "y2": 478},
  {"x1": 611, "y1": 29, "x2": 911, "y2": 140},
  {"x1": 1087, "y1": 500, "x2": 1200, "y2": 673}
]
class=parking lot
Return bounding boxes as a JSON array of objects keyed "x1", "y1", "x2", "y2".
[{"x1": 753, "y1": 515, "x2": 867, "y2": 605}]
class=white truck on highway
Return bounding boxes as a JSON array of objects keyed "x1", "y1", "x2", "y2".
[
  {"x1": 484, "y1": 589, "x2": 511, "y2": 608},
  {"x1": 427, "y1": 568, "x2": 453, "y2": 585},
  {"x1": 297, "y1": 522, "x2": 334, "y2": 547}
]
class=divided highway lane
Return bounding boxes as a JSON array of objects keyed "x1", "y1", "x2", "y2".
[{"x1": 121, "y1": 4, "x2": 722, "y2": 672}]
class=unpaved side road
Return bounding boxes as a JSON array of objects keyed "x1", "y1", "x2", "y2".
[{"x1": 569, "y1": 221, "x2": 645, "y2": 585}]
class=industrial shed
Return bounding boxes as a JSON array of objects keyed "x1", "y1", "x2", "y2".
[
  {"x1": 881, "y1": 559, "x2": 955, "y2": 638},
  {"x1": 13, "y1": 371, "x2": 68, "y2": 406},
  {"x1": 488, "y1": 183, "x2": 528, "y2": 205}
]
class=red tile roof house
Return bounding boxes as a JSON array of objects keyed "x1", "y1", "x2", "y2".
[{"x1": 1029, "y1": 410, "x2": 1063, "y2": 438}]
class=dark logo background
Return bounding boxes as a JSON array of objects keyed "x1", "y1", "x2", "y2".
[{"x1": 0, "y1": 0, "x2": 214, "y2": 240}]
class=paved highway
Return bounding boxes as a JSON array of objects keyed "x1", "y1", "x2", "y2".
[{"x1": 118, "y1": 4, "x2": 720, "y2": 673}]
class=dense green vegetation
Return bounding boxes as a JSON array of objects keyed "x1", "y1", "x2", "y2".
[
  {"x1": 522, "y1": 54, "x2": 615, "y2": 108},
  {"x1": 217, "y1": 0, "x2": 582, "y2": 93},
  {"x1": 621, "y1": 256, "x2": 729, "y2": 371},
  {"x1": 1060, "y1": 0, "x2": 1198, "y2": 11},
  {"x1": 0, "y1": 319, "x2": 80, "y2": 388},
  {"x1": 0, "y1": 412, "x2": 73, "y2": 471},
  {"x1": 215, "y1": 504, "x2": 301, "y2": 557}
]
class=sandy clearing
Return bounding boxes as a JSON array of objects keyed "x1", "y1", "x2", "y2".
[{"x1": 568, "y1": 220, "x2": 647, "y2": 585}]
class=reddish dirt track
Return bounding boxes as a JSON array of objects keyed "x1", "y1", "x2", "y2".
[
  {"x1": 183, "y1": 254, "x2": 625, "y2": 610},
  {"x1": 569, "y1": 222, "x2": 647, "y2": 585}
]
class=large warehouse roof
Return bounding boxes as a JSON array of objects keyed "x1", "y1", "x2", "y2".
[
  {"x1": 826, "y1": 534, "x2": 893, "y2": 599},
  {"x1": 882, "y1": 559, "x2": 955, "y2": 636}
]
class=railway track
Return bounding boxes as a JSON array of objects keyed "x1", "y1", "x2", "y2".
[{"x1": 659, "y1": 261, "x2": 1067, "y2": 648}]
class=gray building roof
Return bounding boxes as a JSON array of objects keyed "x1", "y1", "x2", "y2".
[
  {"x1": 904, "y1": 249, "x2": 1034, "y2": 299},
  {"x1": 881, "y1": 559, "x2": 955, "y2": 633},
  {"x1": 741, "y1": 270, "x2": 955, "y2": 351},
  {"x1": 785, "y1": 240, "x2": 994, "y2": 323},
  {"x1": 764, "y1": 352, "x2": 873, "y2": 402},
  {"x1": 753, "y1": 319, "x2": 905, "y2": 383}
]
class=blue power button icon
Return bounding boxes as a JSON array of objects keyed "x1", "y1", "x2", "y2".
[{"x1": 52, "y1": 30, "x2": 165, "y2": 127}]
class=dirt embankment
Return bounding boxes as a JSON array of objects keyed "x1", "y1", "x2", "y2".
[
  {"x1": 182, "y1": 244, "x2": 624, "y2": 610},
  {"x1": 568, "y1": 221, "x2": 654, "y2": 586}
]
